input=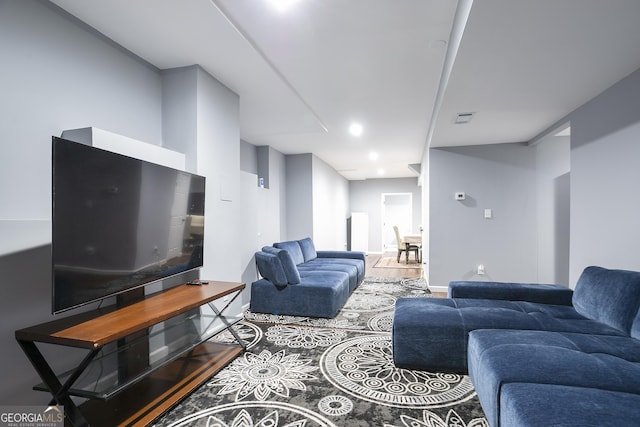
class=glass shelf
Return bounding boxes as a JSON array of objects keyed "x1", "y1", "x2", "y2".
[
  {"x1": 18, "y1": 281, "x2": 246, "y2": 427},
  {"x1": 35, "y1": 309, "x2": 243, "y2": 400}
]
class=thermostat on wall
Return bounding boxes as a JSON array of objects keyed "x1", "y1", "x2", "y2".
[{"x1": 455, "y1": 192, "x2": 466, "y2": 201}]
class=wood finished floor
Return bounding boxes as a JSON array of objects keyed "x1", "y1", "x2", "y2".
[{"x1": 366, "y1": 252, "x2": 447, "y2": 298}]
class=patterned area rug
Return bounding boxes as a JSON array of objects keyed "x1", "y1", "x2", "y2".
[
  {"x1": 152, "y1": 278, "x2": 488, "y2": 427},
  {"x1": 244, "y1": 277, "x2": 431, "y2": 332},
  {"x1": 153, "y1": 322, "x2": 487, "y2": 427}
]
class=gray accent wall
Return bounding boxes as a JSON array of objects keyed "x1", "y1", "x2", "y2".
[
  {"x1": 240, "y1": 140, "x2": 258, "y2": 174},
  {"x1": 162, "y1": 66, "x2": 198, "y2": 171},
  {"x1": 0, "y1": 0, "x2": 163, "y2": 236},
  {"x1": 567, "y1": 68, "x2": 640, "y2": 285},
  {"x1": 426, "y1": 67, "x2": 640, "y2": 290},
  {"x1": 428, "y1": 143, "x2": 538, "y2": 288},
  {"x1": 285, "y1": 154, "x2": 314, "y2": 240},
  {"x1": 0, "y1": 0, "x2": 248, "y2": 405},
  {"x1": 535, "y1": 135, "x2": 570, "y2": 285},
  {"x1": 349, "y1": 178, "x2": 422, "y2": 252},
  {"x1": 284, "y1": 153, "x2": 349, "y2": 249},
  {"x1": 238, "y1": 144, "x2": 286, "y2": 291},
  {"x1": 312, "y1": 156, "x2": 350, "y2": 250},
  {"x1": 194, "y1": 65, "x2": 241, "y2": 283},
  {"x1": 0, "y1": 0, "x2": 164, "y2": 405}
]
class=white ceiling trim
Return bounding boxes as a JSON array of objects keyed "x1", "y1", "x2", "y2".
[
  {"x1": 423, "y1": 0, "x2": 474, "y2": 153},
  {"x1": 209, "y1": 0, "x2": 328, "y2": 134}
]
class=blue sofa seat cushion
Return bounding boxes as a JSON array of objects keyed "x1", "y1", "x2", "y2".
[
  {"x1": 301, "y1": 259, "x2": 360, "y2": 291},
  {"x1": 392, "y1": 296, "x2": 627, "y2": 372},
  {"x1": 316, "y1": 253, "x2": 365, "y2": 283},
  {"x1": 468, "y1": 329, "x2": 640, "y2": 427},
  {"x1": 573, "y1": 266, "x2": 640, "y2": 336},
  {"x1": 500, "y1": 383, "x2": 640, "y2": 427},
  {"x1": 468, "y1": 329, "x2": 640, "y2": 365},
  {"x1": 250, "y1": 270, "x2": 350, "y2": 318}
]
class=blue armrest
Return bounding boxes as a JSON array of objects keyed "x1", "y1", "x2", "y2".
[{"x1": 448, "y1": 281, "x2": 573, "y2": 306}]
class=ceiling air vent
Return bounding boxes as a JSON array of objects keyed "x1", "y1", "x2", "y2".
[{"x1": 455, "y1": 112, "x2": 475, "y2": 124}]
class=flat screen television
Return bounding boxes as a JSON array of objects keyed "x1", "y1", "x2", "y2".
[{"x1": 52, "y1": 137, "x2": 205, "y2": 314}]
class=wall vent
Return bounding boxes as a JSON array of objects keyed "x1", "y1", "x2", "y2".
[{"x1": 455, "y1": 112, "x2": 475, "y2": 124}]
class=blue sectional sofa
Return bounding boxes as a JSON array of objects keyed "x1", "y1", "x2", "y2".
[
  {"x1": 392, "y1": 266, "x2": 640, "y2": 426},
  {"x1": 250, "y1": 238, "x2": 365, "y2": 318}
]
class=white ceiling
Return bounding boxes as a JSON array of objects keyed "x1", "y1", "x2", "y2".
[{"x1": 50, "y1": 0, "x2": 640, "y2": 180}]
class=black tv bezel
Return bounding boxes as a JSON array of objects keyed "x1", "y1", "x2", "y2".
[{"x1": 51, "y1": 136, "x2": 205, "y2": 314}]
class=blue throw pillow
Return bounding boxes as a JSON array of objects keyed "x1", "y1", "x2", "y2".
[
  {"x1": 298, "y1": 237, "x2": 317, "y2": 262},
  {"x1": 274, "y1": 240, "x2": 305, "y2": 265},
  {"x1": 255, "y1": 252, "x2": 288, "y2": 286},
  {"x1": 262, "y1": 246, "x2": 301, "y2": 285}
]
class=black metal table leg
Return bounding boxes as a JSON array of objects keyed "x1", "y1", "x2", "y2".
[
  {"x1": 17, "y1": 339, "x2": 100, "y2": 427},
  {"x1": 207, "y1": 290, "x2": 247, "y2": 349}
]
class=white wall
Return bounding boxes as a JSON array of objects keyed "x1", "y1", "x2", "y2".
[{"x1": 421, "y1": 148, "x2": 431, "y2": 280}]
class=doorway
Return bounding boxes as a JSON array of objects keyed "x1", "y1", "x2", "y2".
[{"x1": 381, "y1": 193, "x2": 412, "y2": 251}]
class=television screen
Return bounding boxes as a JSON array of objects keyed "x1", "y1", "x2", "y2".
[{"x1": 52, "y1": 137, "x2": 205, "y2": 314}]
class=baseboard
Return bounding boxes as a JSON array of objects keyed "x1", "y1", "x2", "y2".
[{"x1": 429, "y1": 285, "x2": 448, "y2": 294}]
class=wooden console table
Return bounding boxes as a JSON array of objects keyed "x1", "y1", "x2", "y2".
[{"x1": 15, "y1": 281, "x2": 246, "y2": 427}]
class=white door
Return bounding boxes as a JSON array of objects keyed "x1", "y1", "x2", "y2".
[
  {"x1": 350, "y1": 212, "x2": 369, "y2": 252},
  {"x1": 381, "y1": 193, "x2": 412, "y2": 251}
]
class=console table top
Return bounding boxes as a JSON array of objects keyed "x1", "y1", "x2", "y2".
[{"x1": 15, "y1": 281, "x2": 245, "y2": 348}]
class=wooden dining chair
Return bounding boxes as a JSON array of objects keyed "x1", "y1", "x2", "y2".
[{"x1": 393, "y1": 225, "x2": 420, "y2": 263}]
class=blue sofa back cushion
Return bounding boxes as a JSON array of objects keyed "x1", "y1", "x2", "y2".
[
  {"x1": 274, "y1": 240, "x2": 305, "y2": 265},
  {"x1": 262, "y1": 246, "x2": 301, "y2": 285},
  {"x1": 255, "y1": 252, "x2": 288, "y2": 286},
  {"x1": 298, "y1": 237, "x2": 318, "y2": 262},
  {"x1": 573, "y1": 266, "x2": 640, "y2": 335}
]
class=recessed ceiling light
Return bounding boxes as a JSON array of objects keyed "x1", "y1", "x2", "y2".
[
  {"x1": 349, "y1": 123, "x2": 363, "y2": 137},
  {"x1": 369, "y1": 151, "x2": 379, "y2": 161},
  {"x1": 267, "y1": 0, "x2": 300, "y2": 12}
]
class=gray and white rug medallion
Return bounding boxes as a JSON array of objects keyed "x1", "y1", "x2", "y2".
[{"x1": 153, "y1": 278, "x2": 488, "y2": 427}]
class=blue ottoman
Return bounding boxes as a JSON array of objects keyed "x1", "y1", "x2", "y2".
[
  {"x1": 501, "y1": 383, "x2": 640, "y2": 427},
  {"x1": 392, "y1": 296, "x2": 624, "y2": 373}
]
